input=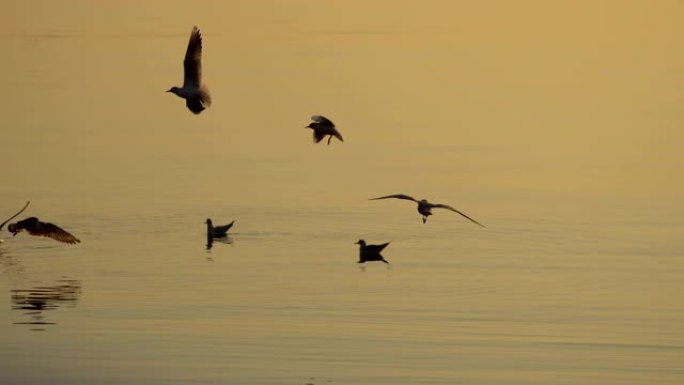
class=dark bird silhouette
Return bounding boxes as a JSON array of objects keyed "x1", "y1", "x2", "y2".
[
  {"x1": 0, "y1": 201, "x2": 30, "y2": 234},
  {"x1": 206, "y1": 219, "x2": 234, "y2": 238},
  {"x1": 7, "y1": 217, "x2": 80, "y2": 244},
  {"x1": 167, "y1": 26, "x2": 211, "y2": 114},
  {"x1": 370, "y1": 194, "x2": 485, "y2": 226},
  {"x1": 355, "y1": 239, "x2": 390, "y2": 264},
  {"x1": 306, "y1": 115, "x2": 343, "y2": 145}
]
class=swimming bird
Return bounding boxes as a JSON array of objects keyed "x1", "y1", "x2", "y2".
[
  {"x1": 167, "y1": 26, "x2": 211, "y2": 114},
  {"x1": 355, "y1": 239, "x2": 390, "y2": 264},
  {"x1": 370, "y1": 194, "x2": 485, "y2": 226},
  {"x1": 206, "y1": 219, "x2": 234, "y2": 238},
  {"x1": 0, "y1": 201, "x2": 30, "y2": 243},
  {"x1": 306, "y1": 115, "x2": 343, "y2": 145},
  {"x1": 7, "y1": 217, "x2": 80, "y2": 244}
]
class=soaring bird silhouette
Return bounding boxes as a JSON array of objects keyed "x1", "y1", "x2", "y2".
[
  {"x1": 355, "y1": 239, "x2": 390, "y2": 264},
  {"x1": 7, "y1": 217, "x2": 80, "y2": 244},
  {"x1": 167, "y1": 26, "x2": 211, "y2": 114},
  {"x1": 306, "y1": 115, "x2": 343, "y2": 145},
  {"x1": 370, "y1": 194, "x2": 485, "y2": 226}
]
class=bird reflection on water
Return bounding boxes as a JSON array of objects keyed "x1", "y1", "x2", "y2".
[
  {"x1": 206, "y1": 235, "x2": 234, "y2": 251},
  {"x1": 11, "y1": 279, "x2": 81, "y2": 331}
]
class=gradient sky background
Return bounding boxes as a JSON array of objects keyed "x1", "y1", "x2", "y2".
[{"x1": 1, "y1": 0, "x2": 682, "y2": 219}]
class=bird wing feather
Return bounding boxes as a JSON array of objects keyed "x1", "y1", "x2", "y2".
[
  {"x1": 311, "y1": 115, "x2": 333, "y2": 126},
  {"x1": 367, "y1": 242, "x2": 390, "y2": 252},
  {"x1": 369, "y1": 194, "x2": 418, "y2": 202},
  {"x1": 27, "y1": 222, "x2": 80, "y2": 244},
  {"x1": 214, "y1": 220, "x2": 234, "y2": 233},
  {"x1": 432, "y1": 204, "x2": 486, "y2": 227},
  {"x1": 312, "y1": 129, "x2": 327, "y2": 143},
  {"x1": 330, "y1": 127, "x2": 344, "y2": 142},
  {"x1": 183, "y1": 26, "x2": 203, "y2": 89}
]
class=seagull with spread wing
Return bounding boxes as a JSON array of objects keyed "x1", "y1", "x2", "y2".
[
  {"x1": 167, "y1": 26, "x2": 211, "y2": 114},
  {"x1": 7, "y1": 217, "x2": 80, "y2": 245},
  {"x1": 370, "y1": 194, "x2": 485, "y2": 227},
  {"x1": 306, "y1": 115, "x2": 343, "y2": 145}
]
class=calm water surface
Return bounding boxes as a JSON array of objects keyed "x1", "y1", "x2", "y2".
[{"x1": 2, "y1": 198, "x2": 683, "y2": 385}]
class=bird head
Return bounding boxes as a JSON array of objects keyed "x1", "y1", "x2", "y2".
[
  {"x1": 166, "y1": 86, "x2": 180, "y2": 94},
  {"x1": 305, "y1": 123, "x2": 313, "y2": 129},
  {"x1": 7, "y1": 223, "x2": 17, "y2": 235},
  {"x1": 355, "y1": 239, "x2": 366, "y2": 246},
  {"x1": 205, "y1": 219, "x2": 212, "y2": 225}
]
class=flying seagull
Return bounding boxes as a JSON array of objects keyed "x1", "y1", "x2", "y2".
[
  {"x1": 0, "y1": 201, "x2": 31, "y2": 242},
  {"x1": 370, "y1": 194, "x2": 485, "y2": 227},
  {"x1": 306, "y1": 115, "x2": 343, "y2": 145},
  {"x1": 7, "y1": 217, "x2": 80, "y2": 244},
  {"x1": 355, "y1": 239, "x2": 390, "y2": 264},
  {"x1": 167, "y1": 26, "x2": 211, "y2": 114},
  {"x1": 206, "y1": 219, "x2": 234, "y2": 238}
]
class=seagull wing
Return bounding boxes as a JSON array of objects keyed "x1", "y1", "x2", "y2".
[
  {"x1": 369, "y1": 194, "x2": 419, "y2": 203},
  {"x1": 183, "y1": 26, "x2": 203, "y2": 89},
  {"x1": 214, "y1": 220, "x2": 235, "y2": 233},
  {"x1": 311, "y1": 115, "x2": 334, "y2": 126},
  {"x1": 367, "y1": 242, "x2": 390, "y2": 253},
  {"x1": 432, "y1": 204, "x2": 486, "y2": 228},
  {"x1": 0, "y1": 201, "x2": 30, "y2": 231},
  {"x1": 330, "y1": 126, "x2": 344, "y2": 142},
  {"x1": 27, "y1": 221, "x2": 81, "y2": 244},
  {"x1": 312, "y1": 129, "x2": 327, "y2": 143}
]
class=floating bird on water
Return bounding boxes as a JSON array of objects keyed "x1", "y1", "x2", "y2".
[
  {"x1": 0, "y1": 201, "x2": 30, "y2": 243},
  {"x1": 306, "y1": 115, "x2": 343, "y2": 145},
  {"x1": 7, "y1": 217, "x2": 80, "y2": 244},
  {"x1": 370, "y1": 194, "x2": 485, "y2": 226},
  {"x1": 167, "y1": 26, "x2": 211, "y2": 114},
  {"x1": 206, "y1": 219, "x2": 234, "y2": 238},
  {"x1": 355, "y1": 239, "x2": 390, "y2": 264},
  {"x1": 205, "y1": 219, "x2": 234, "y2": 250}
]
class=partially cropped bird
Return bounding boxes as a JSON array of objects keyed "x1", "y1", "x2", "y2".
[
  {"x1": 167, "y1": 26, "x2": 211, "y2": 114},
  {"x1": 370, "y1": 194, "x2": 485, "y2": 226},
  {"x1": 0, "y1": 201, "x2": 30, "y2": 243},
  {"x1": 7, "y1": 217, "x2": 80, "y2": 244},
  {"x1": 0, "y1": 201, "x2": 30, "y2": 232},
  {"x1": 306, "y1": 115, "x2": 343, "y2": 145},
  {"x1": 206, "y1": 219, "x2": 234, "y2": 238},
  {"x1": 355, "y1": 239, "x2": 390, "y2": 264}
]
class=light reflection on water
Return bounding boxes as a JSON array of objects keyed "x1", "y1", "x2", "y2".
[{"x1": 0, "y1": 205, "x2": 682, "y2": 384}]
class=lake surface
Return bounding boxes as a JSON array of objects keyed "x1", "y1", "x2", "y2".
[{"x1": 2, "y1": 2, "x2": 683, "y2": 384}]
